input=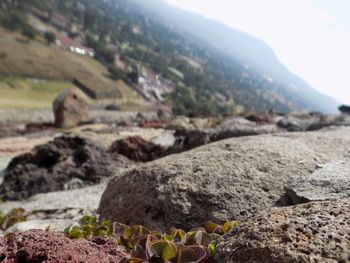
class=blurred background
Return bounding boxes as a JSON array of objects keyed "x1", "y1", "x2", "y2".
[{"x1": 0, "y1": 0, "x2": 349, "y2": 117}]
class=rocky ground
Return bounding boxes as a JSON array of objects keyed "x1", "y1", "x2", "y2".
[{"x1": 0, "y1": 107, "x2": 350, "y2": 262}]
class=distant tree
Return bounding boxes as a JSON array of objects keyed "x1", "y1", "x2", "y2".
[
  {"x1": 127, "y1": 65, "x2": 139, "y2": 84},
  {"x1": 103, "y1": 50, "x2": 115, "y2": 64},
  {"x1": 108, "y1": 65, "x2": 123, "y2": 80},
  {"x1": 1, "y1": 11, "x2": 27, "y2": 31},
  {"x1": 44, "y1": 31, "x2": 56, "y2": 44},
  {"x1": 85, "y1": 34, "x2": 98, "y2": 49},
  {"x1": 95, "y1": 48, "x2": 115, "y2": 64},
  {"x1": 83, "y1": 10, "x2": 97, "y2": 30},
  {"x1": 22, "y1": 26, "x2": 37, "y2": 40}
]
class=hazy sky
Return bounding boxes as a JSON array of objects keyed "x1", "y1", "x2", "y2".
[{"x1": 166, "y1": 0, "x2": 350, "y2": 103}]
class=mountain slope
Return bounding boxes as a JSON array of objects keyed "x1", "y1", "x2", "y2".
[
  {"x1": 1, "y1": 0, "x2": 339, "y2": 114},
  {"x1": 132, "y1": 0, "x2": 339, "y2": 114}
]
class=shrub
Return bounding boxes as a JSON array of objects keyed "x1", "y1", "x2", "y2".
[
  {"x1": 108, "y1": 65, "x2": 124, "y2": 80},
  {"x1": 64, "y1": 215, "x2": 240, "y2": 263},
  {"x1": 44, "y1": 31, "x2": 56, "y2": 44},
  {"x1": 22, "y1": 26, "x2": 37, "y2": 40},
  {"x1": 1, "y1": 12, "x2": 27, "y2": 31}
]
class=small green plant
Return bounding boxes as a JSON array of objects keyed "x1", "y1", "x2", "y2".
[
  {"x1": 0, "y1": 208, "x2": 28, "y2": 231},
  {"x1": 64, "y1": 215, "x2": 111, "y2": 239},
  {"x1": 65, "y1": 215, "x2": 240, "y2": 263}
]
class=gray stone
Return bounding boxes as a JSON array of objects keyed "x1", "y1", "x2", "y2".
[
  {"x1": 53, "y1": 88, "x2": 90, "y2": 128},
  {"x1": 284, "y1": 160, "x2": 350, "y2": 204},
  {"x1": 213, "y1": 199, "x2": 350, "y2": 263},
  {"x1": 98, "y1": 127, "x2": 350, "y2": 231},
  {"x1": 0, "y1": 182, "x2": 106, "y2": 213},
  {"x1": 0, "y1": 182, "x2": 109, "y2": 234}
]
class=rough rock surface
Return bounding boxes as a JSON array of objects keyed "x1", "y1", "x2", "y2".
[
  {"x1": 213, "y1": 199, "x2": 350, "y2": 263},
  {"x1": 53, "y1": 88, "x2": 90, "y2": 128},
  {"x1": 110, "y1": 136, "x2": 168, "y2": 162},
  {"x1": 276, "y1": 113, "x2": 349, "y2": 132},
  {"x1": 283, "y1": 160, "x2": 350, "y2": 205},
  {"x1": 98, "y1": 127, "x2": 350, "y2": 230},
  {"x1": 170, "y1": 129, "x2": 212, "y2": 153},
  {"x1": 0, "y1": 136, "x2": 123, "y2": 200},
  {"x1": 170, "y1": 119, "x2": 279, "y2": 154},
  {"x1": 0, "y1": 230, "x2": 129, "y2": 262}
]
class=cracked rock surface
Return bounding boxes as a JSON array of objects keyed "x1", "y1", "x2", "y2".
[{"x1": 284, "y1": 160, "x2": 350, "y2": 204}]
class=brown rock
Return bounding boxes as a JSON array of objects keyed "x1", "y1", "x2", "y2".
[
  {"x1": 245, "y1": 113, "x2": 274, "y2": 124},
  {"x1": 53, "y1": 88, "x2": 90, "y2": 128},
  {"x1": 0, "y1": 229, "x2": 129, "y2": 262},
  {"x1": 213, "y1": 199, "x2": 350, "y2": 263},
  {"x1": 110, "y1": 136, "x2": 168, "y2": 162},
  {"x1": 139, "y1": 119, "x2": 167, "y2": 129}
]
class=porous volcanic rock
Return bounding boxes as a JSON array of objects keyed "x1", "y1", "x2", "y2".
[
  {"x1": 98, "y1": 127, "x2": 350, "y2": 231},
  {"x1": 110, "y1": 136, "x2": 168, "y2": 162},
  {"x1": 213, "y1": 199, "x2": 350, "y2": 263},
  {"x1": 0, "y1": 229, "x2": 129, "y2": 262},
  {"x1": 170, "y1": 119, "x2": 279, "y2": 154},
  {"x1": 0, "y1": 136, "x2": 124, "y2": 200},
  {"x1": 170, "y1": 129, "x2": 212, "y2": 153},
  {"x1": 53, "y1": 88, "x2": 90, "y2": 128},
  {"x1": 276, "y1": 113, "x2": 347, "y2": 132},
  {"x1": 283, "y1": 160, "x2": 350, "y2": 205}
]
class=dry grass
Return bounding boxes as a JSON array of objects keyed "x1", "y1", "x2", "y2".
[
  {"x1": 97, "y1": 80, "x2": 151, "y2": 111},
  {"x1": 0, "y1": 28, "x2": 149, "y2": 109},
  {"x1": 0, "y1": 28, "x2": 117, "y2": 96}
]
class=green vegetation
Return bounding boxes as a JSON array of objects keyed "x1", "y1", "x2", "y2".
[
  {"x1": 65, "y1": 215, "x2": 240, "y2": 263},
  {"x1": 44, "y1": 31, "x2": 56, "y2": 44},
  {"x1": 0, "y1": 0, "x2": 295, "y2": 116},
  {"x1": 0, "y1": 77, "x2": 72, "y2": 109},
  {"x1": 168, "y1": 67, "x2": 184, "y2": 80},
  {"x1": 1, "y1": 0, "x2": 320, "y2": 115},
  {"x1": 0, "y1": 208, "x2": 28, "y2": 231}
]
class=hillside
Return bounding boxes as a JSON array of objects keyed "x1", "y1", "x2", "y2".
[
  {"x1": 0, "y1": 0, "x2": 339, "y2": 115},
  {"x1": 134, "y1": 0, "x2": 339, "y2": 114}
]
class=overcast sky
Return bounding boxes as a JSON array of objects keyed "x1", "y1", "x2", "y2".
[{"x1": 166, "y1": 0, "x2": 350, "y2": 104}]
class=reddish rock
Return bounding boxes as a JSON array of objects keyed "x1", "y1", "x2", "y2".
[
  {"x1": 110, "y1": 136, "x2": 168, "y2": 162},
  {"x1": 0, "y1": 229, "x2": 129, "y2": 262},
  {"x1": 139, "y1": 119, "x2": 167, "y2": 129},
  {"x1": 245, "y1": 113, "x2": 274, "y2": 124},
  {"x1": 25, "y1": 123, "x2": 55, "y2": 133},
  {"x1": 53, "y1": 88, "x2": 90, "y2": 129}
]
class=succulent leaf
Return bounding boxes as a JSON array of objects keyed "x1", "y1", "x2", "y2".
[{"x1": 150, "y1": 240, "x2": 177, "y2": 260}]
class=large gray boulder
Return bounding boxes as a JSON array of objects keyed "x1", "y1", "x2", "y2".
[
  {"x1": 98, "y1": 127, "x2": 350, "y2": 230},
  {"x1": 284, "y1": 160, "x2": 350, "y2": 205},
  {"x1": 213, "y1": 199, "x2": 350, "y2": 263}
]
